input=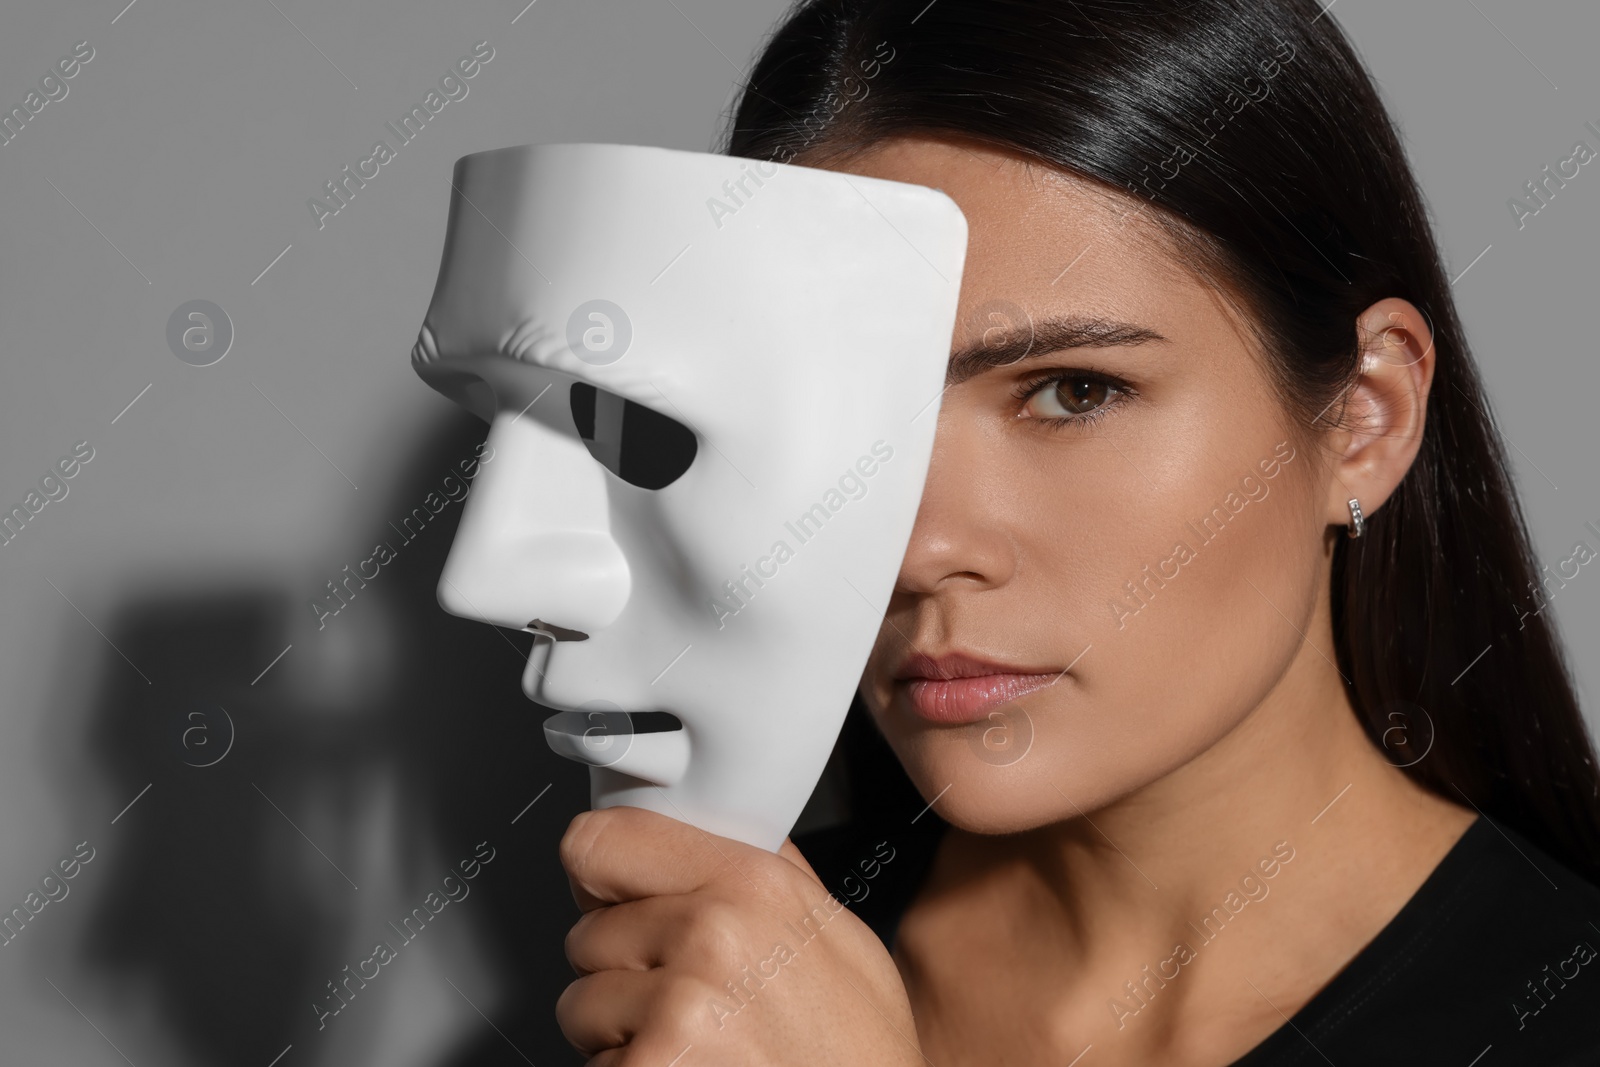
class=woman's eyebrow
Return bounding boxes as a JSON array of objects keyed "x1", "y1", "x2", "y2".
[{"x1": 946, "y1": 314, "x2": 1169, "y2": 385}]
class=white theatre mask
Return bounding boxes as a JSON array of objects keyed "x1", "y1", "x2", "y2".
[{"x1": 412, "y1": 142, "x2": 967, "y2": 851}]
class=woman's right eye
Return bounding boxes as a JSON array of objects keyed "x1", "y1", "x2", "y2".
[{"x1": 1015, "y1": 371, "x2": 1131, "y2": 428}]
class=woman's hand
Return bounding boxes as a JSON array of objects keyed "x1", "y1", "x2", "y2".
[{"x1": 555, "y1": 805, "x2": 926, "y2": 1066}]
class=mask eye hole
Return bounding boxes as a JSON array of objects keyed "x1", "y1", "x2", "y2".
[{"x1": 569, "y1": 382, "x2": 698, "y2": 490}]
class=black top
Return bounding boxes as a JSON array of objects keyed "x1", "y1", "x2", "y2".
[{"x1": 795, "y1": 812, "x2": 1600, "y2": 1065}]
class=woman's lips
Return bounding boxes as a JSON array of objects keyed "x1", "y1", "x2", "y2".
[{"x1": 902, "y1": 671, "x2": 1060, "y2": 724}]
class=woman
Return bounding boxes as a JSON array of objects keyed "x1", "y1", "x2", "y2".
[{"x1": 555, "y1": 1, "x2": 1600, "y2": 1063}]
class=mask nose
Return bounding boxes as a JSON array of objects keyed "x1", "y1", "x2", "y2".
[{"x1": 438, "y1": 403, "x2": 631, "y2": 634}]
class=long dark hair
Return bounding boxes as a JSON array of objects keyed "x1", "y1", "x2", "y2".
[{"x1": 721, "y1": 0, "x2": 1600, "y2": 881}]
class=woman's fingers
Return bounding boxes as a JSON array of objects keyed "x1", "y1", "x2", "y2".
[
  {"x1": 566, "y1": 893, "x2": 756, "y2": 978},
  {"x1": 565, "y1": 896, "x2": 674, "y2": 975},
  {"x1": 556, "y1": 968, "x2": 650, "y2": 1056},
  {"x1": 562, "y1": 806, "x2": 767, "y2": 910},
  {"x1": 555, "y1": 966, "x2": 705, "y2": 1060}
]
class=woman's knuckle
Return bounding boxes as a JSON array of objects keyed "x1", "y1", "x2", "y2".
[
  {"x1": 678, "y1": 899, "x2": 748, "y2": 965},
  {"x1": 631, "y1": 978, "x2": 710, "y2": 1053},
  {"x1": 744, "y1": 857, "x2": 798, "y2": 900},
  {"x1": 664, "y1": 972, "x2": 719, "y2": 1021}
]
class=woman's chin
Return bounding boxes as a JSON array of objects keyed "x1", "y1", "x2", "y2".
[{"x1": 902, "y1": 754, "x2": 1094, "y2": 837}]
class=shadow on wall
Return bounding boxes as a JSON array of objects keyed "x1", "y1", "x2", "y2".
[{"x1": 73, "y1": 407, "x2": 598, "y2": 1066}]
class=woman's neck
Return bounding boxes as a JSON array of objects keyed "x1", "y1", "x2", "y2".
[{"x1": 895, "y1": 622, "x2": 1476, "y2": 1065}]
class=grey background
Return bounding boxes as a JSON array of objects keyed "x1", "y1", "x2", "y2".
[{"x1": 0, "y1": 1, "x2": 1594, "y2": 1064}]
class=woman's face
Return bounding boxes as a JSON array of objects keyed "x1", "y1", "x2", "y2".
[{"x1": 819, "y1": 136, "x2": 1338, "y2": 834}]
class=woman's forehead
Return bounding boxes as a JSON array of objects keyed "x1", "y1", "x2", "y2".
[{"x1": 805, "y1": 136, "x2": 1271, "y2": 379}]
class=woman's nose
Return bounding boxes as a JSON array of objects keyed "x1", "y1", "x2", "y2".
[
  {"x1": 436, "y1": 404, "x2": 631, "y2": 634},
  {"x1": 895, "y1": 415, "x2": 1018, "y2": 595}
]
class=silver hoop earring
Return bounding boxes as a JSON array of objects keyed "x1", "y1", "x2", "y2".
[{"x1": 1346, "y1": 498, "x2": 1365, "y2": 539}]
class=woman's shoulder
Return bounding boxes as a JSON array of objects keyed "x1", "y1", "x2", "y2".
[
  {"x1": 800, "y1": 806, "x2": 1600, "y2": 1062},
  {"x1": 1233, "y1": 813, "x2": 1600, "y2": 1066}
]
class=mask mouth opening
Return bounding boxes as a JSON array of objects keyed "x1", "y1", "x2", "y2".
[
  {"x1": 569, "y1": 381, "x2": 698, "y2": 490},
  {"x1": 626, "y1": 711, "x2": 684, "y2": 734},
  {"x1": 547, "y1": 708, "x2": 685, "y2": 737}
]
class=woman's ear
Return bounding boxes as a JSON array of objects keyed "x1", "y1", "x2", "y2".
[{"x1": 1321, "y1": 297, "x2": 1436, "y2": 531}]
